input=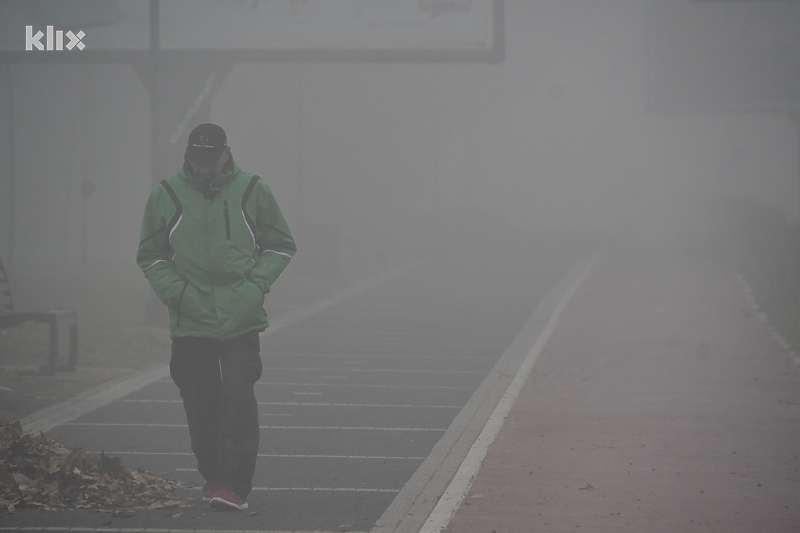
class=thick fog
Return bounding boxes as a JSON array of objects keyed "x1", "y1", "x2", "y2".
[{"x1": 0, "y1": 0, "x2": 797, "y2": 328}]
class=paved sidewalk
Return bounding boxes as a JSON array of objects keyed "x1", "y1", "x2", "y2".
[{"x1": 443, "y1": 247, "x2": 800, "y2": 533}]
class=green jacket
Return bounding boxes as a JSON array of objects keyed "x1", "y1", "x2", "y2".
[{"x1": 137, "y1": 162, "x2": 296, "y2": 339}]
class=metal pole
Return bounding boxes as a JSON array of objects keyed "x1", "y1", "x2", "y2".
[
  {"x1": 143, "y1": 0, "x2": 166, "y2": 326},
  {"x1": 5, "y1": 64, "x2": 15, "y2": 275},
  {"x1": 787, "y1": 112, "x2": 800, "y2": 292},
  {"x1": 149, "y1": 0, "x2": 160, "y2": 187},
  {"x1": 294, "y1": 64, "x2": 304, "y2": 237},
  {"x1": 789, "y1": 113, "x2": 800, "y2": 222}
]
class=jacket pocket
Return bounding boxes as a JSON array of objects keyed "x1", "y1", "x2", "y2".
[
  {"x1": 215, "y1": 280, "x2": 266, "y2": 334},
  {"x1": 175, "y1": 282, "x2": 216, "y2": 331}
]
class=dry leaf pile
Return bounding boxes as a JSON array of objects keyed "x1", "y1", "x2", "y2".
[{"x1": 0, "y1": 421, "x2": 189, "y2": 513}]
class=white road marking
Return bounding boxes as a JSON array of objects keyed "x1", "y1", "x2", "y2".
[
  {"x1": 0, "y1": 526, "x2": 344, "y2": 533},
  {"x1": 252, "y1": 487, "x2": 398, "y2": 493},
  {"x1": 259, "y1": 382, "x2": 468, "y2": 390},
  {"x1": 268, "y1": 352, "x2": 497, "y2": 360},
  {"x1": 90, "y1": 452, "x2": 425, "y2": 460},
  {"x1": 269, "y1": 367, "x2": 484, "y2": 374},
  {"x1": 66, "y1": 423, "x2": 445, "y2": 431},
  {"x1": 115, "y1": 399, "x2": 461, "y2": 409}
]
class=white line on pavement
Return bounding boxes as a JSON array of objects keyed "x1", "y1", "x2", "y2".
[
  {"x1": 66, "y1": 423, "x2": 446, "y2": 431},
  {"x1": 259, "y1": 382, "x2": 468, "y2": 390},
  {"x1": 0, "y1": 528, "x2": 347, "y2": 533},
  {"x1": 116, "y1": 399, "x2": 461, "y2": 408},
  {"x1": 267, "y1": 367, "x2": 485, "y2": 374},
  {"x1": 251, "y1": 487, "x2": 398, "y2": 493},
  {"x1": 91, "y1": 452, "x2": 425, "y2": 460}
]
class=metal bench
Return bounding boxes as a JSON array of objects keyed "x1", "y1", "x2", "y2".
[{"x1": 0, "y1": 257, "x2": 78, "y2": 375}]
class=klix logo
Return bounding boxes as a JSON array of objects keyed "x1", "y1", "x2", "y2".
[{"x1": 25, "y1": 26, "x2": 85, "y2": 51}]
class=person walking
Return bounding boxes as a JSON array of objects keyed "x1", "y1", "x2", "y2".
[{"x1": 137, "y1": 123, "x2": 296, "y2": 511}]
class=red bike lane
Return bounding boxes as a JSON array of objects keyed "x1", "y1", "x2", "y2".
[{"x1": 441, "y1": 246, "x2": 800, "y2": 533}]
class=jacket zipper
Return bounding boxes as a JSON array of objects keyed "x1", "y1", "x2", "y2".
[{"x1": 223, "y1": 200, "x2": 231, "y2": 240}]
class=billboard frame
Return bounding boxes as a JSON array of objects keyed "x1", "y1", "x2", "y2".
[{"x1": 0, "y1": 0, "x2": 505, "y2": 65}]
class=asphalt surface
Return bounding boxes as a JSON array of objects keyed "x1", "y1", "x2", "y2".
[
  {"x1": 4, "y1": 242, "x2": 797, "y2": 533},
  {"x1": 1, "y1": 240, "x2": 586, "y2": 532}
]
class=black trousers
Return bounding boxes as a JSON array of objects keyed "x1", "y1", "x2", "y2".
[{"x1": 170, "y1": 331, "x2": 262, "y2": 498}]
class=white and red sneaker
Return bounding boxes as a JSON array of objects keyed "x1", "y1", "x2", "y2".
[{"x1": 209, "y1": 488, "x2": 248, "y2": 511}]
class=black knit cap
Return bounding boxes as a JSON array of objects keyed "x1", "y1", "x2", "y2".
[{"x1": 184, "y1": 123, "x2": 227, "y2": 165}]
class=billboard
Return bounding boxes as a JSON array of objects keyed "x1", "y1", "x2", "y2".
[
  {"x1": 644, "y1": 0, "x2": 799, "y2": 113},
  {"x1": 1, "y1": 0, "x2": 503, "y2": 63}
]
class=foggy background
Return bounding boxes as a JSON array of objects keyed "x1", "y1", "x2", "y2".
[{"x1": 0, "y1": 1, "x2": 798, "y2": 349}]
